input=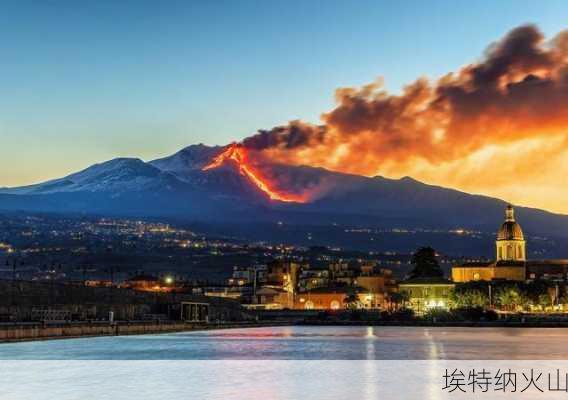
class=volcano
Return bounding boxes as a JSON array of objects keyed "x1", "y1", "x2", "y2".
[
  {"x1": 2, "y1": 143, "x2": 568, "y2": 242},
  {"x1": 202, "y1": 143, "x2": 307, "y2": 203}
]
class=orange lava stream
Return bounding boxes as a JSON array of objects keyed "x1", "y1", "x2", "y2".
[{"x1": 203, "y1": 144, "x2": 305, "y2": 203}]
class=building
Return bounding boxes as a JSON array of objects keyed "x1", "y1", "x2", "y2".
[
  {"x1": 265, "y1": 260, "x2": 302, "y2": 290},
  {"x1": 398, "y1": 277, "x2": 455, "y2": 314},
  {"x1": 452, "y1": 205, "x2": 568, "y2": 283},
  {"x1": 248, "y1": 258, "x2": 395, "y2": 310},
  {"x1": 526, "y1": 260, "x2": 568, "y2": 281},
  {"x1": 496, "y1": 205, "x2": 526, "y2": 262},
  {"x1": 249, "y1": 286, "x2": 289, "y2": 309},
  {"x1": 356, "y1": 268, "x2": 396, "y2": 291},
  {"x1": 295, "y1": 286, "x2": 380, "y2": 310},
  {"x1": 452, "y1": 261, "x2": 526, "y2": 282},
  {"x1": 227, "y1": 265, "x2": 266, "y2": 287},
  {"x1": 201, "y1": 285, "x2": 249, "y2": 300},
  {"x1": 298, "y1": 268, "x2": 330, "y2": 291}
]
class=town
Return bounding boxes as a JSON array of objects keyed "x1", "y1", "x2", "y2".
[
  {"x1": 1, "y1": 204, "x2": 568, "y2": 337},
  {"x1": 2, "y1": 4, "x2": 568, "y2": 398}
]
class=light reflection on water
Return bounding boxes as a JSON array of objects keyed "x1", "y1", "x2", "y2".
[{"x1": 2, "y1": 326, "x2": 568, "y2": 360}]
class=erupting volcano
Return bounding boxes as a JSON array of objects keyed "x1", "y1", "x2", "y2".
[{"x1": 202, "y1": 143, "x2": 307, "y2": 203}]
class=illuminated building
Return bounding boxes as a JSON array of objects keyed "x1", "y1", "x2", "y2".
[
  {"x1": 496, "y1": 205, "x2": 526, "y2": 262},
  {"x1": 452, "y1": 205, "x2": 568, "y2": 283},
  {"x1": 398, "y1": 277, "x2": 455, "y2": 314},
  {"x1": 452, "y1": 261, "x2": 526, "y2": 282},
  {"x1": 355, "y1": 268, "x2": 396, "y2": 293},
  {"x1": 265, "y1": 260, "x2": 301, "y2": 288},
  {"x1": 202, "y1": 286, "x2": 246, "y2": 300},
  {"x1": 250, "y1": 286, "x2": 288, "y2": 309},
  {"x1": 298, "y1": 269, "x2": 330, "y2": 291},
  {"x1": 250, "y1": 259, "x2": 394, "y2": 310},
  {"x1": 295, "y1": 286, "x2": 380, "y2": 310}
]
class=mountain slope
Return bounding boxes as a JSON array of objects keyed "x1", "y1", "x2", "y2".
[
  {"x1": 1, "y1": 144, "x2": 568, "y2": 240},
  {"x1": 0, "y1": 158, "x2": 179, "y2": 195},
  {"x1": 149, "y1": 144, "x2": 223, "y2": 177}
]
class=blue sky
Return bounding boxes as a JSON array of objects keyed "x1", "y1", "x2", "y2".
[{"x1": 1, "y1": 0, "x2": 567, "y2": 186}]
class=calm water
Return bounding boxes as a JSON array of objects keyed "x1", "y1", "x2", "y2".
[{"x1": 2, "y1": 326, "x2": 568, "y2": 360}]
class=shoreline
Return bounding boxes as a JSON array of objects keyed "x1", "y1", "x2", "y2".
[
  {"x1": 5, "y1": 319, "x2": 568, "y2": 344},
  {"x1": 298, "y1": 320, "x2": 568, "y2": 328},
  {"x1": 0, "y1": 320, "x2": 288, "y2": 344}
]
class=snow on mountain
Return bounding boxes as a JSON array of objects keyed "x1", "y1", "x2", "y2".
[
  {"x1": 0, "y1": 144, "x2": 274, "y2": 206},
  {"x1": 149, "y1": 144, "x2": 272, "y2": 200},
  {"x1": 2, "y1": 143, "x2": 568, "y2": 241},
  {"x1": 150, "y1": 144, "x2": 224, "y2": 179},
  {"x1": 0, "y1": 158, "x2": 179, "y2": 195}
]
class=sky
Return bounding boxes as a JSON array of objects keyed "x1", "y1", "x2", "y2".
[{"x1": 1, "y1": 1, "x2": 568, "y2": 212}]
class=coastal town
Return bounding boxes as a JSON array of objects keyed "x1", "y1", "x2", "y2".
[
  {"x1": 2, "y1": 203, "x2": 568, "y2": 341},
  {"x1": 3, "y1": 4, "x2": 568, "y2": 399},
  {"x1": 115, "y1": 205, "x2": 568, "y2": 315}
]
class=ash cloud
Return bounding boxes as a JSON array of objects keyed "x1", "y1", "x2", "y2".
[
  {"x1": 241, "y1": 25, "x2": 568, "y2": 173},
  {"x1": 238, "y1": 25, "x2": 568, "y2": 212},
  {"x1": 243, "y1": 120, "x2": 326, "y2": 151}
]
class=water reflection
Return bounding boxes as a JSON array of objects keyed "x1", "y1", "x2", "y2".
[{"x1": 2, "y1": 326, "x2": 568, "y2": 360}]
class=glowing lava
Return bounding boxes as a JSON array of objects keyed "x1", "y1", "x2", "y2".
[{"x1": 203, "y1": 143, "x2": 305, "y2": 203}]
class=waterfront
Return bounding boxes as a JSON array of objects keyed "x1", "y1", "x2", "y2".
[{"x1": 2, "y1": 326, "x2": 568, "y2": 360}]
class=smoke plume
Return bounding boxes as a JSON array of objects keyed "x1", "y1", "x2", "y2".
[{"x1": 242, "y1": 25, "x2": 568, "y2": 212}]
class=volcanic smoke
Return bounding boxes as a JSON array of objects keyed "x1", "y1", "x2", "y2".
[{"x1": 238, "y1": 24, "x2": 568, "y2": 213}]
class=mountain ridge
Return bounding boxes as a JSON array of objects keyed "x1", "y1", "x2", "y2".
[{"x1": 1, "y1": 144, "x2": 567, "y2": 240}]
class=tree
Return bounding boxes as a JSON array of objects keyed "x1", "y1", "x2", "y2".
[
  {"x1": 344, "y1": 292, "x2": 360, "y2": 310},
  {"x1": 450, "y1": 281, "x2": 494, "y2": 308},
  {"x1": 451, "y1": 289, "x2": 488, "y2": 308},
  {"x1": 524, "y1": 281, "x2": 553, "y2": 307},
  {"x1": 408, "y1": 247, "x2": 444, "y2": 279},
  {"x1": 495, "y1": 285, "x2": 523, "y2": 311},
  {"x1": 537, "y1": 293, "x2": 552, "y2": 310},
  {"x1": 387, "y1": 291, "x2": 409, "y2": 311}
]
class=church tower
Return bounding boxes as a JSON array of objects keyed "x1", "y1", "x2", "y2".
[{"x1": 496, "y1": 205, "x2": 526, "y2": 262}]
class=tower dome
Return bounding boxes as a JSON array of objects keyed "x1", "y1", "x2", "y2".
[
  {"x1": 497, "y1": 205, "x2": 524, "y2": 241},
  {"x1": 496, "y1": 205, "x2": 526, "y2": 262}
]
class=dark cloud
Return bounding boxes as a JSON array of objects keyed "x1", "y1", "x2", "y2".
[{"x1": 243, "y1": 120, "x2": 326, "y2": 150}]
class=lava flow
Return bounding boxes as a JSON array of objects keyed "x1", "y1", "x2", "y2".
[{"x1": 202, "y1": 143, "x2": 306, "y2": 203}]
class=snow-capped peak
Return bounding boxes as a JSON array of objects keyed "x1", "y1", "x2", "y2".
[
  {"x1": 150, "y1": 144, "x2": 225, "y2": 174},
  {"x1": 0, "y1": 157, "x2": 170, "y2": 195}
]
